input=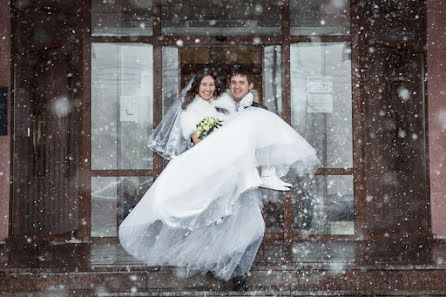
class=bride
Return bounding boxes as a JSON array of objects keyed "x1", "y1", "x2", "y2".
[{"x1": 118, "y1": 68, "x2": 319, "y2": 287}]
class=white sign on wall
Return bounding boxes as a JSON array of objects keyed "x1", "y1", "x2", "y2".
[
  {"x1": 306, "y1": 76, "x2": 334, "y2": 113},
  {"x1": 120, "y1": 96, "x2": 138, "y2": 122}
]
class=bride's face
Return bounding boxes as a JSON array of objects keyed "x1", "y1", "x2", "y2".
[{"x1": 198, "y1": 75, "x2": 215, "y2": 101}]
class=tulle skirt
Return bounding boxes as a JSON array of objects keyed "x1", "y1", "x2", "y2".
[{"x1": 118, "y1": 108, "x2": 319, "y2": 281}]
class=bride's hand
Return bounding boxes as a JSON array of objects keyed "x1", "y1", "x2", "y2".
[{"x1": 192, "y1": 133, "x2": 201, "y2": 144}]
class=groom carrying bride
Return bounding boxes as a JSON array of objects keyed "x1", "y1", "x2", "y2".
[{"x1": 119, "y1": 66, "x2": 320, "y2": 293}]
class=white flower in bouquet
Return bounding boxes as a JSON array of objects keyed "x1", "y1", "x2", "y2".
[{"x1": 196, "y1": 117, "x2": 222, "y2": 139}]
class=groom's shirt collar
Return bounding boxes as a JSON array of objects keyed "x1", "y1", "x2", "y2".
[{"x1": 236, "y1": 93, "x2": 254, "y2": 111}]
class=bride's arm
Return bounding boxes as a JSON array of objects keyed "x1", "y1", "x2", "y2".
[{"x1": 180, "y1": 105, "x2": 202, "y2": 144}]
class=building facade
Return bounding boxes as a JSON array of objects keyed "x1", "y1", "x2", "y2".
[{"x1": 0, "y1": 0, "x2": 445, "y2": 244}]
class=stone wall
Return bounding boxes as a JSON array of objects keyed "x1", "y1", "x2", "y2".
[
  {"x1": 0, "y1": 0, "x2": 11, "y2": 241},
  {"x1": 428, "y1": 0, "x2": 446, "y2": 239}
]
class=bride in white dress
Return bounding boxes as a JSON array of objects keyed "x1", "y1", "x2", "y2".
[{"x1": 118, "y1": 68, "x2": 320, "y2": 282}]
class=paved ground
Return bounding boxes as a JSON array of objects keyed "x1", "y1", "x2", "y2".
[{"x1": 1, "y1": 239, "x2": 446, "y2": 296}]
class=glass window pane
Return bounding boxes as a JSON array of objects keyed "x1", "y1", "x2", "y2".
[
  {"x1": 91, "y1": 43, "x2": 154, "y2": 170},
  {"x1": 290, "y1": 42, "x2": 352, "y2": 168},
  {"x1": 290, "y1": 0, "x2": 350, "y2": 36},
  {"x1": 92, "y1": 0, "x2": 153, "y2": 36},
  {"x1": 161, "y1": 46, "x2": 179, "y2": 168},
  {"x1": 263, "y1": 45, "x2": 282, "y2": 117},
  {"x1": 162, "y1": 47, "x2": 180, "y2": 115},
  {"x1": 161, "y1": 0, "x2": 282, "y2": 36},
  {"x1": 91, "y1": 176, "x2": 153, "y2": 237},
  {"x1": 292, "y1": 175, "x2": 354, "y2": 235}
]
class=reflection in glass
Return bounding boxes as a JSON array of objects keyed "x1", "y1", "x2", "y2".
[
  {"x1": 162, "y1": 47, "x2": 180, "y2": 115},
  {"x1": 91, "y1": 176, "x2": 153, "y2": 237},
  {"x1": 290, "y1": 42, "x2": 352, "y2": 168},
  {"x1": 290, "y1": 0, "x2": 350, "y2": 36},
  {"x1": 292, "y1": 175, "x2": 354, "y2": 235},
  {"x1": 161, "y1": 0, "x2": 281, "y2": 36},
  {"x1": 91, "y1": 43, "x2": 154, "y2": 170},
  {"x1": 91, "y1": 0, "x2": 153, "y2": 36},
  {"x1": 263, "y1": 46, "x2": 282, "y2": 117},
  {"x1": 161, "y1": 46, "x2": 179, "y2": 168}
]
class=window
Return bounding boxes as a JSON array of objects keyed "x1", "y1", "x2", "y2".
[
  {"x1": 91, "y1": 43, "x2": 154, "y2": 170},
  {"x1": 289, "y1": 42, "x2": 354, "y2": 235}
]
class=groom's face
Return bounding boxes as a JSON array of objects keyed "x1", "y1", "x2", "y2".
[{"x1": 230, "y1": 74, "x2": 253, "y2": 103}]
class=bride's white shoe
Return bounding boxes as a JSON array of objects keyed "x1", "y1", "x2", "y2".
[
  {"x1": 276, "y1": 178, "x2": 292, "y2": 188},
  {"x1": 260, "y1": 166, "x2": 291, "y2": 192},
  {"x1": 260, "y1": 176, "x2": 290, "y2": 191}
]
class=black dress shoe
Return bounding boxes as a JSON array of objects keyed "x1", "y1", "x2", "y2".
[{"x1": 232, "y1": 275, "x2": 248, "y2": 292}]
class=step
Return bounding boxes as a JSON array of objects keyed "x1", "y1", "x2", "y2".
[{"x1": 1, "y1": 240, "x2": 446, "y2": 296}]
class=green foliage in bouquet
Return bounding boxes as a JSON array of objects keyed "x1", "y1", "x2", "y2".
[{"x1": 196, "y1": 117, "x2": 222, "y2": 140}]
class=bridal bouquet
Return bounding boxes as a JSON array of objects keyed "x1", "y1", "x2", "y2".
[{"x1": 196, "y1": 117, "x2": 222, "y2": 139}]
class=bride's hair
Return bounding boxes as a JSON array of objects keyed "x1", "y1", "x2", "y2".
[{"x1": 182, "y1": 68, "x2": 224, "y2": 110}]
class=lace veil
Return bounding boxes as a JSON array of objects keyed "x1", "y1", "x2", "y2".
[{"x1": 147, "y1": 78, "x2": 194, "y2": 160}]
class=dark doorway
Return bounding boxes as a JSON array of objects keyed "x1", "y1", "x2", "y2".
[
  {"x1": 12, "y1": 45, "x2": 80, "y2": 236},
  {"x1": 180, "y1": 46, "x2": 263, "y2": 103}
]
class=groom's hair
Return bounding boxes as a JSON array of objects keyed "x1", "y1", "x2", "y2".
[{"x1": 230, "y1": 67, "x2": 254, "y2": 85}]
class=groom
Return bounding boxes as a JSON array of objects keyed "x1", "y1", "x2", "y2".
[
  {"x1": 226, "y1": 70, "x2": 292, "y2": 292},
  {"x1": 228, "y1": 70, "x2": 292, "y2": 192}
]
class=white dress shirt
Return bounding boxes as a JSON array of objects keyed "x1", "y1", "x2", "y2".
[{"x1": 236, "y1": 93, "x2": 254, "y2": 112}]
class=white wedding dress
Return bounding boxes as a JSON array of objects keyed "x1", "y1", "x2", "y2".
[{"x1": 118, "y1": 94, "x2": 319, "y2": 281}]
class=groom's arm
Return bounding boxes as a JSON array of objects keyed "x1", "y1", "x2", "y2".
[{"x1": 251, "y1": 101, "x2": 268, "y2": 110}]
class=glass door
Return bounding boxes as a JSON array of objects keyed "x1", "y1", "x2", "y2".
[
  {"x1": 289, "y1": 42, "x2": 354, "y2": 236},
  {"x1": 90, "y1": 43, "x2": 155, "y2": 238},
  {"x1": 83, "y1": 0, "x2": 362, "y2": 241}
]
